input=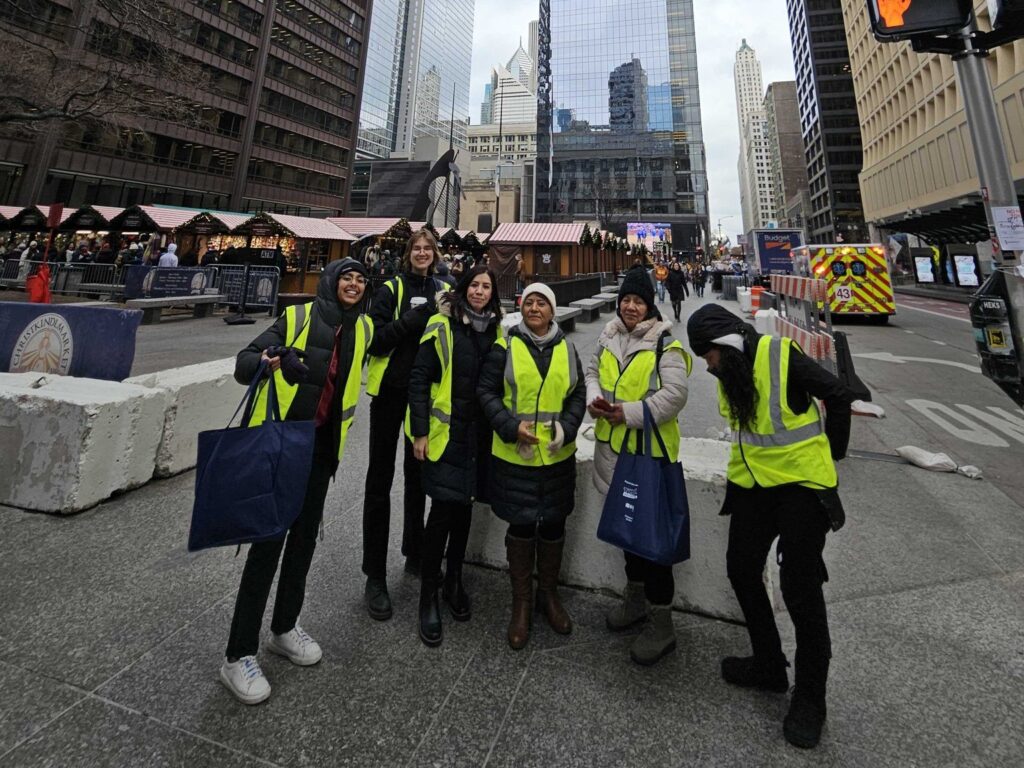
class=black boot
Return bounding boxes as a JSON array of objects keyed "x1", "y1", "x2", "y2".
[
  {"x1": 442, "y1": 564, "x2": 471, "y2": 621},
  {"x1": 418, "y1": 576, "x2": 443, "y2": 647},
  {"x1": 784, "y1": 691, "x2": 827, "y2": 748},
  {"x1": 364, "y1": 577, "x2": 392, "y2": 621},
  {"x1": 720, "y1": 655, "x2": 789, "y2": 693}
]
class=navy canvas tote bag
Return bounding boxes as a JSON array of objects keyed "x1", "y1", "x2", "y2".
[
  {"x1": 597, "y1": 402, "x2": 690, "y2": 566},
  {"x1": 188, "y1": 361, "x2": 316, "y2": 552}
]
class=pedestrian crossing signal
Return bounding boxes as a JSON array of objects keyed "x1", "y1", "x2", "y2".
[{"x1": 867, "y1": 0, "x2": 974, "y2": 41}]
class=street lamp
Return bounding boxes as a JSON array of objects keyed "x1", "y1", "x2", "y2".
[{"x1": 717, "y1": 215, "x2": 734, "y2": 242}]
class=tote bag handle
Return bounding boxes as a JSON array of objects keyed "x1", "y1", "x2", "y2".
[{"x1": 629, "y1": 401, "x2": 673, "y2": 459}]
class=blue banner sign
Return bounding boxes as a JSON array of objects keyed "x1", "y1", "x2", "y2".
[
  {"x1": 0, "y1": 302, "x2": 142, "y2": 381},
  {"x1": 124, "y1": 266, "x2": 213, "y2": 300}
]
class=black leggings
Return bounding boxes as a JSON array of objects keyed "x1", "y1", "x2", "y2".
[
  {"x1": 421, "y1": 499, "x2": 473, "y2": 582},
  {"x1": 507, "y1": 518, "x2": 566, "y2": 541},
  {"x1": 725, "y1": 483, "x2": 832, "y2": 700},
  {"x1": 624, "y1": 552, "x2": 675, "y2": 605}
]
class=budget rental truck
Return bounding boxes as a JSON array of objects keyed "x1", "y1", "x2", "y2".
[{"x1": 748, "y1": 229, "x2": 804, "y2": 274}]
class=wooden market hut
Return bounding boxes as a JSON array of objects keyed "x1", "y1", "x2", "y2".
[{"x1": 486, "y1": 222, "x2": 587, "y2": 278}]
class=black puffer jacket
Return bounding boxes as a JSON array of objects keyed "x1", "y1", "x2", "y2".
[
  {"x1": 408, "y1": 295, "x2": 499, "y2": 504},
  {"x1": 367, "y1": 271, "x2": 447, "y2": 392},
  {"x1": 235, "y1": 260, "x2": 362, "y2": 452},
  {"x1": 478, "y1": 325, "x2": 587, "y2": 525},
  {"x1": 666, "y1": 269, "x2": 687, "y2": 301}
]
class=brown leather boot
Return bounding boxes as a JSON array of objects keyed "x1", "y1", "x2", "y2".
[
  {"x1": 506, "y1": 534, "x2": 535, "y2": 650},
  {"x1": 535, "y1": 537, "x2": 572, "y2": 635}
]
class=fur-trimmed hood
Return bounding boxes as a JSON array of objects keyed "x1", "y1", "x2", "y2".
[{"x1": 598, "y1": 316, "x2": 672, "y2": 356}]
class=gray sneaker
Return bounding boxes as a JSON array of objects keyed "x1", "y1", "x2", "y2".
[{"x1": 629, "y1": 605, "x2": 677, "y2": 666}]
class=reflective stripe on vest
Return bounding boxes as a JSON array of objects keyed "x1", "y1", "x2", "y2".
[
  {"x1": 249, "y1": 303, "x2": 372, "y2": 461},
  {"x1": 491, "y1": 335, "x2": 577, "y2": 466},
  {"x1": 593, "y1": 339, "x2": 688, "y2": 462},
  {"x1": 365, "y1": 278, "x2": 403, "y2": 396},
  {"x1": 718, "y1": 335, "x2": 837, "y2": 489}
]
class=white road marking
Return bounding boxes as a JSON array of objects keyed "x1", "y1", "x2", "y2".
[
  {"x1": 854, "y1": 351, "x2": 979, "y2": 373},
  {"x1": 905, "y1": 399, "x2": 1009, "y2": 447},
  {"x1": 904, "y1": 330, "x2": 916, "y2": 334},
  {"x1": 898, "y1": 304, "x2": 971, "y2": 323},
  {"x1": 932, "y1": 340, "x2": 947, "y2": 345}
]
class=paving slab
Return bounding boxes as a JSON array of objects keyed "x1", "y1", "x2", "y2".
[{"x1": 0, "y1": 662, "x2": 85, "y2": 756}]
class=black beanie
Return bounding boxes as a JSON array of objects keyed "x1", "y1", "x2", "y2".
[
  {"x1": 335, "y1": 257, "x2": 367, "y2": 278},
  {"x1": 618, "y1": 266, "x2": 658, "y2": 319},
  {"x1": 686, "y1": 304, "x2": 752, "y2": 356}
]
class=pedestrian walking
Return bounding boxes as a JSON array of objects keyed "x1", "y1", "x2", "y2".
[
  {"x1": 653, "y1": 260, "x2": 669, "y2": 303},
  {"x1": 361, "y1": 229, "x2": 449, "y2": 620},
  {"x1": 220, "y1": 258, "x2": 372, "y2": 705},
  {"x1": 585, "y1": 266, "x2": 690, "y2": 666},
  {"x1": 666, "y1": 261, "x2": 687, "y2": 322},
  {"x1": 693, "y1": 265, "x2": 706, "y2": 298},
  {"x1": 408, "y1": 265, "x2": 502, "y2": 647},
  {"x1": 478, "y1": 283, "x2": 586, "y2": 650},
  {"x1": 686, "y1": 304, "x2": 851, "y2": 749}
]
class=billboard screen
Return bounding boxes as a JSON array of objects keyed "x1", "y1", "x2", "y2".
[{"x1": 627, "y1": 222, "x2": 672, "y2": 249}]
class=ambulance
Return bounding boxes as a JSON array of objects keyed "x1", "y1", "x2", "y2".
[{"x1": 791, "y1": 243, "x2": 896, "y2": 324}]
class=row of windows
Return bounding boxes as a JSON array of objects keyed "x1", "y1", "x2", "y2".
[
  {"x1": 248, "y1": 159, "x2": 344, "y2": 195},
  {"x1": 60, "y1": 126, "x2": 239, "y2": 177},
  {"x1": 265, "y1": 56, "x2": 355, "y2": 110},
  {"x1": 271, "y1": 25, "x2": 357, "y2": 82},
  {"x1": 260, "y1": 89, "x2": 353, "y2": 136},
  {"x1": 194, "y1": 0, "x2": 263, "y2": 35},
  {"x1": 0, "y1": 0, "x2": 72, "y2": 40},
  {"x1": 274, "y1": 0, "x2": 360, "y2": 57},
  {"x1": 253, "y1": 122, "x2": 349, "y2": 165}
]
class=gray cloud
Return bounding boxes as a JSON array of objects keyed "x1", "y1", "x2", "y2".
[{"x1": 470, "y1": 0, "x2": 798, "y2": 239}]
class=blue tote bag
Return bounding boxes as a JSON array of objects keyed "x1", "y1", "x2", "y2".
[
  {"x1": 597, "y1": 402, "x2": 690, "y2": 566},
  {"x1": 188, "y1": 361, "x2": 316, "y2": 552}
]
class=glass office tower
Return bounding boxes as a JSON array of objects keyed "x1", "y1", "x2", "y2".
[{"x1": 536, "y1": 0, "x2": 709, "y2": 250}]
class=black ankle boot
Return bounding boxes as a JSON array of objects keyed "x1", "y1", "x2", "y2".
[
  {"x1": 364, "y1": 576, "x2": 392, "y2": 621},
  {"x1": 784, "y1": 690, "x2": 827, "y2": 748},
  {"x1": 720, "y1": 655, "x2": 789, "y2": 693},
  {"x1": 418, "y1": 577, "x2": 443, "y2": 647},
  {"x1": 442, "y1": 565, "x2": 471, "y2": 621}
]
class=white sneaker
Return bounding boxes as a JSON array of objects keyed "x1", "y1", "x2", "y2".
[
  {"x1": 267, "y1": 625, "x2": 323, "y2": 666},
  {"x1": 220, "y1": 656, "x2": 271, "y2": 705}
]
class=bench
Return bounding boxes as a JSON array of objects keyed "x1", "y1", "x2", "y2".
[
  {"x1": 601, "y1": 283, "x2": 620, "y2": 294},
  {"x1": 126, "y1": 294, "x2": 225, "y2": 324},
  {"x1": 554, "y1": 306, "x2": 582, "y2": 333},
  {"x1": 78, "y1": 283, "x2": 125, "y2": 300},
  {"x1": 593, "y1": 292, "x2": 619, "y2": 312},
  {"x1": 569, "y1": 298, "x2": 606, "y2": 323}
]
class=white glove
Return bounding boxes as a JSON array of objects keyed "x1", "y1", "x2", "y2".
[{"x1": 546, "y1": 421, "x2": 565, "y2": 455}]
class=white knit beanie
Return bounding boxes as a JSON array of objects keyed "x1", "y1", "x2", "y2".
[{"x1": 520, "y1": 282, "x2": 557, "y2": 310}]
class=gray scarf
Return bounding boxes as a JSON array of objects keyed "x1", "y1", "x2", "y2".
[
  {"x1": 462, "y1": 305, "x2": 495, "y2": 333},
  {"x1": 518, "y1": 319, "x2": 560, "y2": 349}
]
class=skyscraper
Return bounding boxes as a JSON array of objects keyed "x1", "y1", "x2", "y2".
[
  {"x1": 480, "y1": 42, "x2": 537, "y2": 127},
  {"x1": 733, "y1": 40, "x2": 775, "y2": 232},
  {"x1": 536, "y1": 0, "x2": 709, "y2": 250},
  {"x1": 763, "y1": 81, "x2": 809, "y2": 226},
  {"x1": 357, "y1": 0, "x2": 475, "y2": 160},
  {"x1": 786, "y1": 0, "x2": 866, "y2": 242}
]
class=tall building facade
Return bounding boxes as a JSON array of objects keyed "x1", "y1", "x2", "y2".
[
  {"x1": 536, "y1": 0, "x2": 709, "y2": 251},
  {"x1": 356, "y1": 0, "x2": 474, "y2": 160},
  {"x1": 763, "y1": 81, "x2": 810, "y2": 226},
  {"x1": 0, "y1": 0, "x2": 370, "y2": 215},
  {"x1": 786, "y1": 0, "x2": 867, "y2": 242},
  {"x1": 733, "y1": 40, "x2": 775, "y2": 232},
  {"x1": 840, "y1": 0, "x2": 1024, "y2": 243}
]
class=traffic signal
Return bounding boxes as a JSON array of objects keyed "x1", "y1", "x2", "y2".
[{"x1": 867, "y1": 0, "x2": 973, "y2": 41}]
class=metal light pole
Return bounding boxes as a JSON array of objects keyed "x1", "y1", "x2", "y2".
[{"x1": 495, "y1": 78, "x2": 504, "y2": 229}]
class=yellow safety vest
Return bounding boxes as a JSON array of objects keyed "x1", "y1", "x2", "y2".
[
  {"x1": 250, "y1": 302, "x2": 372, "y2": 461},
  {"x1": 593, "y1": 337, "x2": 691, "y2": 461},
  {"x1": 719, "y1": 335, "x2": 837, "y2": 490},
  {"x1": 404, "y1": 313, "x2": 503, "y2": 461},
  {"x1": 366, "y1": 276, "x2": 449, "y2": 396},
  {"x1": 491, "y1": 335, "x2": 578, "y2": 466}
]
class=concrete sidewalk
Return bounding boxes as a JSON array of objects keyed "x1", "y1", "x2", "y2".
[{"x1": 1, "y1": 292, "x2": 1021, "y2": 766}]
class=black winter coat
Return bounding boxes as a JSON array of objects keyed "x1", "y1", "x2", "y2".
[
  {"x1": 666, "y1": 269, "x2": 687, "y2": 301},
  {"x1": 408, "y1": 306, "x2": 499, "y2": 504},
  {"x1": 478, "y1": 325, "x2": 587, "y2": 525},
  {"x1": 367, "y1": 271, "x2": 446, "y2": 393},
  {"x1": 235, "y1": 260, "x2": 363, "y2": 457}
]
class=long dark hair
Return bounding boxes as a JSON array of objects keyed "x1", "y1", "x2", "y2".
[
  {"x1": 453, "y1": 264, "x2": 502, "y2": 319},
  {"x1": 716, "y1": 346, "x2": 758, "y2": 430}
]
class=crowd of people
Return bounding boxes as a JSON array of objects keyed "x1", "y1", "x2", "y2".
[{"x1": 223, "y1": 228, "x2": 851, "y2": 750}]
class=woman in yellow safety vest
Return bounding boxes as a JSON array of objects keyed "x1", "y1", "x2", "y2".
[
  {"x1": 478, "y1": 283, "x2": 587, "y2": 649},
  {"x1": 220, "y1": 258, "x2": 371, "y2": 706},
  {"x1": 408, "y1": 265, "x2": 503, "y2": 646},
  {"x1": 686, "y1": 303, "x2": 851, "y2": 750},
  {"x1": 585, "y1": 265, "x2": 691, "y2": 667}
]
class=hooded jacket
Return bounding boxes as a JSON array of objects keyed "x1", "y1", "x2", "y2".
[
  {"x1": 235, "y1": 260, "x2": 365, "y2": 454},
  {"x1": 158, "y1": 243, "x2": 178, "y2": 267},
  {"x1": 367, "y1": 270, "x2": 446, "y2": 392},
  {"x1": 408, "y1": 291, "x2": 499, "y2": 503},
  {"x1": 478, "y1": 323, "x2": 587, "y2": 525}
]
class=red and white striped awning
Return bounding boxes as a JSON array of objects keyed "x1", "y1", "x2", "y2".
[
  {"x1": 325, "y1": 217, "x2": 427, "y2": 238},
  {"x1": 263, "y1": 214, "x2": 356, "y2": 241},
  {"x1": 487, "y1": 222, "x2": 586, "y2": 244}
]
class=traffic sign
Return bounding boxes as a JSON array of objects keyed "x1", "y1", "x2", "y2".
[{"x1": 867, "y1": 0, "x2": 973, "y2": 41}]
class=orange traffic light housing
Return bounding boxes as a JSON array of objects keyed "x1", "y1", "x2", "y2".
[{"x1": 867, "y1": 0, "x2": 973, "y2": 40}]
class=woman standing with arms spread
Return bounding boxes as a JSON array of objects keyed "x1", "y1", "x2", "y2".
[
  {"x1": 361, "y1": 229, "x2": 447, "y2": 621},
  {"x1": 222, "y1": 258, "x2": 372, "y2": 705},
  {"x1": 585, "y1": 266, "x2": 691, "y2": 666},
  {"x1": 479, "y1": 284, "x2": 587, "y2": 649},
  {"x1": 666, "y1": 261, "x2": 688, "y2": 322},
  {"x1": 408, "y1": 266, "x2": 503, "y2": 646}
]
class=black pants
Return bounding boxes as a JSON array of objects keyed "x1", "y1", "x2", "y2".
[
  {"x1": 508, "y1": 518, "x2": 566, "y2": 541},
  {"x1": 725, "y1": 483, "x2": 832, "y2": 701},
  {"x1": 671, "y1": 299, "x2": 682, "y2": 320},
  {"x1": 624, "y1": 552, "x2": 675, "y2": 605},
  {"x1": 362, "y1": 389, "x2": 426, "y2": 579},
  {"x1": 421, "y1": 500, "x2": 472, "y2": 582},
  {"x1": 694, "y1": 280, "x2": 704, "y2": 297},
  {"x1": 225, "y1": 437, "x2": 335, "y2": 660}
]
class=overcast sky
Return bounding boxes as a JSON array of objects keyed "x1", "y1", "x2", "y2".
[{"x1": 468, "y1": 0, "x2": 797, "y2": 240}]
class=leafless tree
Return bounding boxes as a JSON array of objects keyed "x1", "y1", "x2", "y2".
[{"x1": 0, "y1": 0, "x2": 207, "y2": 130}]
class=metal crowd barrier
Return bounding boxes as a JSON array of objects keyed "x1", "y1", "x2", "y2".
[{"x1": 216, "y1": 265, "x2": 281, "y2": 313}]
